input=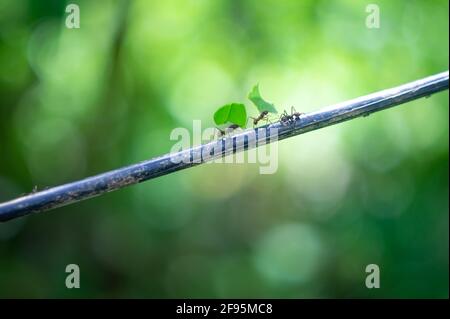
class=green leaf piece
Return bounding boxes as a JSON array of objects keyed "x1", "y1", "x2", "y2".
[
  {"x1": 213, "y1": 103, "x2": 247, "y2": 128},
  {"x1": 227, "y1": 103, "x2": 247, "y2": 127},
  {"x1": 248, "y1": 84, "x2": 277, "y2": 113},
  {"x1": 213, "y1": 104, "x2": 231, "y2": 125}
]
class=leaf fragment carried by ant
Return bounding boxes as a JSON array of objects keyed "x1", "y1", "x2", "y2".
[
  {"x1": 248, "y1": 84, "x2": 277, "y2": 114},
  {"x1": 213, "y1": 103, "x2": 247, "y2": 128}
]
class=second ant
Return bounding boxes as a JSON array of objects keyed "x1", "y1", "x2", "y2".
[{"x1": 280, "y1": 106, "x2": 304, "y2": 126}]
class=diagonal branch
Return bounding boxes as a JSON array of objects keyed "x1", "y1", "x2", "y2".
[{"x1": 0, "y1": 71, "x2": 448, "y2": 222}]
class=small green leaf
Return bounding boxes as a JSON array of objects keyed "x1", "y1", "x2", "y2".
[
  {"x1": 248, "y1": 84, "x2": 277, "y2": 113},
  {"x1": 227, "y1": 103, "x2": 247, "y2": 127},
  {"x1": 213, "y1": 103, "x2": 247, "y2": 128},
  {"x1": 213, "y1": 104, "x2": 231, "y2": 125}
]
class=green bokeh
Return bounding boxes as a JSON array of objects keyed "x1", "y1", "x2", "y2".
[{"x1": 0, "y1": 0, "x2": 448, "y2": 298}]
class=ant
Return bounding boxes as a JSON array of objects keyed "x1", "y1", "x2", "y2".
[
  {"x1": 20, "y1": 185, "x2": 40, "y2": 197},
  {"x1": 249, "y1": 110, "x2": 270, "y2": 127},
  {"x1": 280, "y1": 106, "x2": 304, "y2": 126},
  {"x1": 215, "y1": 124, "x2": 240, "y2": 138}
]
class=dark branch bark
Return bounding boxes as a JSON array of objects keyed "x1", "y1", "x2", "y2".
[{"x1": 0, "y1": 71, "x2": 448, "y2": 222}]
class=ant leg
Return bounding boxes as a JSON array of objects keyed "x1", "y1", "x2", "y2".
[
  {"x1": 215, "y1": 127, "x2": 225, "y2": 139},
  {"x1": 297, "y1": 111, "x2": 305, "y2": 119},
  {"x1": 247, "y1": 117, "x2": 253, "y2": 127},
  {"x1": 248, "y1": 117, "x2": 257, "y2": 128},
  {"x1": 279, "y1": 110, "x2": 289, "y2": 126},
  {"x1": 292, "y1": 106, "x2": 305, "y2": 118},
  {"x1": 291, "y1": 106, "x2": 295, "y2": 115}
]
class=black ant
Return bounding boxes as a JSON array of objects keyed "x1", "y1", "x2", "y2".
[
  {"x1": 280, "y1": 106, "x2": 304, "y2": 126},
  {"x1": 216, "y1": 124, "x2": 240, "y2": 138},
  {"x1": 291, "y1": 106, "x2": 304, "y2": 119},
  {"x1": 250, "y1": 110, "x2": 270, "y2": 127}
]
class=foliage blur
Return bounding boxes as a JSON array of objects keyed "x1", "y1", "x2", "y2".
[{"x1": 0, "y1": 0, "x2": 448, "y2": 298}]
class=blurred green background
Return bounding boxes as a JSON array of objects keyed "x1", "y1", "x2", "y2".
[{"x1": 0, "y1": 0, "x2": 448, "y2": 298}]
